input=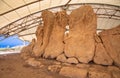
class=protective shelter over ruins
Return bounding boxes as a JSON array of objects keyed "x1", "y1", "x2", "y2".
[{"x1": 0, "y1": 0, "x2": 120, "y2": 78}]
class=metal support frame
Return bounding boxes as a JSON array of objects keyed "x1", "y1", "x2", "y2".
[
  {"x1": 0, "y1": 2, "x2": 120, "y2": 41},
  {"x1": 0, "y1": 0, "x2": 43, "y2": 16},
  {"x1": 1, "y1": 0, "x2": 21, "y2": 18}
]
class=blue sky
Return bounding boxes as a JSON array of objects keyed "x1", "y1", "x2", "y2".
[{"x1": 0, "y1": 35, "x2": 29, "y2": 48}]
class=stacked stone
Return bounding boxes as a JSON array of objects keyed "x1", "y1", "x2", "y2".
[{"x1": 20, "y1": 5, "x2": 120, "y2": 71}]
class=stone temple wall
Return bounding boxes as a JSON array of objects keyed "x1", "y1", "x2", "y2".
[{"x1": 20, "y1": 5, "x2": 120, "y2": 78}]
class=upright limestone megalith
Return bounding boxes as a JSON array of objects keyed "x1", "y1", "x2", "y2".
[
  {"x1": 64, "y1": 5, "x2": 97, "y2": 63},
  {"x1": 33, "y1": 10, "x2": 55, "y2": 57},
  {"x1": 44, "y1": 11, "x2": 68, "y2": 58}
]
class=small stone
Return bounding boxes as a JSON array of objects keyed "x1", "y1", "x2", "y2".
[
  {"x1": 26, "y1": 58, "x2": 42, "y2": 67},
  {"x1": 53, "y1": 61, "x2": 61, "y2": 65},
  {"x1": 48, "y1": 65, "x2": 62, "y2": 73},
  {"x1": 56, "y1": 54, "x2": 67, "y2": 62},
  {"x1": 66, "y1": 57, "x2": 79, "y2": 64},
  {"x1": 59, "y1": 67, "x2": 88, "y2": 78}
]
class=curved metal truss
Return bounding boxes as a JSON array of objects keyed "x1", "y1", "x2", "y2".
[{"x1": 0, "y1": 2, "x2": 120, "y2": 40}]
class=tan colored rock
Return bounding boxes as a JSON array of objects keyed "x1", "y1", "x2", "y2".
[
  {"x1": 108, "y1": 66, "x2": 120, "y2": 78},
  {"x1": 66, "y1": 57, "x2": 79, "y2": 64},
  {"x1": 76, "y1": 64, "x2": 90, "y2": 69},
  {"x1": 64, "y1": 5, "x2": 97, "y2": 63},
  {"x1": 44, "y1": 11, "x2": 68, "y2": 58},
  {"x1": 100, "y1": 25, "x2": 120, "y2": 67},
  {"x1": 48, "y1": 65, "x2": 62, "y2": 73},
  {"x1": 89, "y1": 71, "x2": 111, "y2": 78},
  {"x1": 59, "y1": 67, "x2": 88, "y2": 78},
  {"x1": 90, "y1": 64, "x2": 107, "y2": 71},
  {"x1": 94, "y1": 43, "x2": 113, "y2": 65},
  {"x1": 108, "y1": 66, "x2": 120, "y2": 72},
  {"x1": 53, "y1": 61, "x2": 61, "y2": 65},
  {"x1": 25, "y1": 58, "x2": 42, "y2": 67},
  {"x1": 33, "y1": 26, "x2": 43, "y2": 57},
  {"x1": 21, "y1": 39, "x2": 35, "y2": 60},
  {"x1": 89, "y1": 65, "x2": 112, "y2": 78},
  {"x1": 62, "y1": 63, "x2": 71, "y2": 66},
  {"x1": 33, "y1": 10, "x2": 55, "y2": 57},
  {"x1": 56, "y1": 54, "x2": 67, "y2": 62}
]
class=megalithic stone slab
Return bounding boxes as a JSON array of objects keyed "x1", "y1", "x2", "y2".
[
  {"x1": 100, "y1": 25, "x2": 120, "y2": 68},
  {"x1": 64, "y1": 5, "x2": 97, "y2": 63},
  {"x1": 33, "y1": 10, "x2": 55, "y2": 57},
  {"x1": 44, "y1": 11, "x2": 68, "y2": 58},
  {"x1": 33, "y1": 26, "x2": 43, "y2": 57}
]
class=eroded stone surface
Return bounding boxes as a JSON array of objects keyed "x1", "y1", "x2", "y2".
[
  {"x1": 94, "y1": 43, "x2": 113, "y2": 65},
  {"x1": 100, "y1": 25, "x2": 120, "y2": 67},
  {"x1": 108, "y1": 66, "x2": 120, "y2": 78},
  {"x1": 59, "y1": 64, "x2": 120, "y2": 78},
  {"x1": 89, "y1": 65, "x2": 112, "y2": 78},
  {"x1": 59, "y1": 67, "x2": 88, "y2": 78},
  {"x1": 44, "y1": 11, "x2": 68, "y2": 58},
  {"x1": 56, "y1": 54, "x2": 67, "y2": 63},
  {"x1": 26, "y1": 58, "x2": 42, "y2": 67},
  {"x1": 33, "y1": 10, "x2": 55, "y2": 57},
  {"x1": 76, "y1": 64, "x2": 90, "y2": 69},
  {"x1": 66, "y1": 57, "x2": 79, "y2": 64},
  {"x1": 33, "y1": 26, "x2": 43, "y2": 57},
  {"x1": 48, "y1": 65, "x2": 62, "y2": 73},
  {"x1": 89, "y1": 71, "x2": 111, "y2": 78},
  {"x1": 64, "y1": 5, "x2": 97, "y2": 63}
]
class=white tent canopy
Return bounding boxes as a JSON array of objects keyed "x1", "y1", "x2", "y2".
[{"x1": 0, "y1": 0, "x2": 120, "y2": 41}]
